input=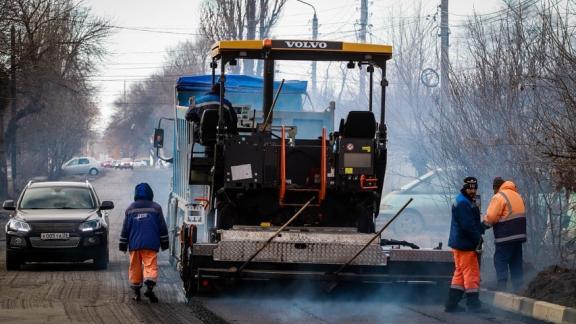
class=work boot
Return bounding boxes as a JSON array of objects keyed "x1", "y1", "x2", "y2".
[
  {"x1": 144, "y1": 280, "x2": 159, "y2": 303},
  {"x1": 444, "y1": 288, "x2": 465, "y2": 313},
  {"x1": 131, "y1": 286, "x2": 141, "y2": 301},
  {"x1": 466, "y1": 292, "x2": 489, "y2": 313}
]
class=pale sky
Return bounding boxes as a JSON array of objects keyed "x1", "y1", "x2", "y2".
[{"x1": 84, "y1": 0, "x2": 504, "y2": 129}]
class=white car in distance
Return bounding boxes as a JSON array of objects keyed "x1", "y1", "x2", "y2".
[{"x1": 61, "y1": 157, "x2": 101, "y2": 176}]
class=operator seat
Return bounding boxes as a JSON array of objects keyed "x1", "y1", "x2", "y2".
[
  {"x1": 198, "y1": 108, "x2": 236, "y2": 146},
  {"x1": 340, "y1": 111, "x2": 377, "y2": 138}
]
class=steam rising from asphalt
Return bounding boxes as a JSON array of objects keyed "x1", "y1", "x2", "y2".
[{"x1": 203, "y1": 281, "x2": 446, "y2": 323}]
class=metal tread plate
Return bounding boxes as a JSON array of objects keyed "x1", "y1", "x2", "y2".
[
  {"x1": 213, "y1": 227, "x2": 387, "y2": 266},
  {"x1": 214, "y1": 241, "x2": 386, "y2": 265}
]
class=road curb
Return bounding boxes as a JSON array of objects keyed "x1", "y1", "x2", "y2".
[{"x1": 483, "y1": 289, "x2": 576, "y2": 323}]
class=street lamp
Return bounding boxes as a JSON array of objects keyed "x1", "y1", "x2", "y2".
[{"x1": 295, "y1": 0, "x2": 318, "y2": 93}]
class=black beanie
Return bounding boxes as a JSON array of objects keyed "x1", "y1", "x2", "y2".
[
  {"x1": 462, "y1": 176, "x2": 478, "y2": 190},
  {"x1": 493, "y1": 176, "x2": 505, "y2": 191}
]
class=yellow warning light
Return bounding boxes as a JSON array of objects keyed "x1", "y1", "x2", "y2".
[{"x1": 260, "y1": 222, "x2": 272, "y2": 228}]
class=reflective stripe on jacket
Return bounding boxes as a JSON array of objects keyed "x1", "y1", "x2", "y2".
[{"x1": 484, "y1": 181, "x2": 527, "y2": 244}]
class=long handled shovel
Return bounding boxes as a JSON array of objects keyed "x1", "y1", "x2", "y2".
[{"x1": 325, "y1": 198, "x2": 414, "y2": 292}]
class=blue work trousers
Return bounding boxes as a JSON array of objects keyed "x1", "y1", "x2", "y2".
[{"x1": 494, "y1": 242, "x2": 523, "y2": 290}]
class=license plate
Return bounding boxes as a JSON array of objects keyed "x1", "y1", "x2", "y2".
[{"x1": 40, "y1": 233, "x2": 70, "y2": 240}]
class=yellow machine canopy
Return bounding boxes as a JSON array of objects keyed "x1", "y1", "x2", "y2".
[{"x1": 211, "y1": 39, "x2": 393, "y2": 67}]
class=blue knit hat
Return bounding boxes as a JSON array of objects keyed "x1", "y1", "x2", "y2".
[{"x1": 134, "y1": 183, "x2": 154, "y2": 201}]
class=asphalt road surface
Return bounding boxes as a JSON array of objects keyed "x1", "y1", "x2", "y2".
[{"x1": 0, "y1": 168, "x2": 545, "y2": 324}]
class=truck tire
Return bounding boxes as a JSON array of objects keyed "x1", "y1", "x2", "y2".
[
  {"x1": 6, "y1": 251, "x2": 22, "y2": 271},
  {"x1": 180, "y1": 244, "x2": 198, "y2": 298},
  {"x1": 89, "y1": 168, "x2": 99, "y2": 176}
]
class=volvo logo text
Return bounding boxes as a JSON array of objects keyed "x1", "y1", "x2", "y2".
[{"x1": 284, "y1": 41, "x2": 328, "y2": 49}]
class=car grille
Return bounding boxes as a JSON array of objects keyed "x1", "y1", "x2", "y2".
[
  {"x1": 30, "y1": 222, "x2": 78, "y2": 233},
  {"x1": 29, "y1": 237, "x2": 81, "y2": 248}
]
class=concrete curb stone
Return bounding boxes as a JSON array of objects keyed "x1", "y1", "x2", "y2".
[{"x1": 482, "y1": 289, "x2": 576, "y2": 323}]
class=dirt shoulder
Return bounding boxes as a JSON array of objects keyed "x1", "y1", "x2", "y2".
[{"x1": 521, "y1": 265, "x2": 576, "y2": 308}]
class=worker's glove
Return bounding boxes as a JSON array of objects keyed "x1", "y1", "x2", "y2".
[
  {"x1": 475, "y1": 237, "x2": 484, "y2": 255},
  {"x1": 160, "y1": 241, "x2": 169, "y2": 251},
  {"x1": 119, "y1": 242, "x2": 128, "y2": 252},
  {"x1": 481, "y1": 221, "x2": 492, "y2": 230},
  {"x1": 475, "y1": 245, "x2": 483, "y2": 255}
]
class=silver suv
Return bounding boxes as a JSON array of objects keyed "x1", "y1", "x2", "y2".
[{"x1": 3, "y1": 181, "x2": 114, "y2": 270}]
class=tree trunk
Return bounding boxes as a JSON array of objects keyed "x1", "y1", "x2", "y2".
[{"x1": 0, "y1": 106, "x2": 8, "y2": 200}]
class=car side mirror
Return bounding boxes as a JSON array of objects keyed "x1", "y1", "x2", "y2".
[
  {"x1": 2, "y1": 200, "x2": 15, "y2": 210},
  {"x1": 100, "y1": 201, "x2": 114, "y2": 210}
]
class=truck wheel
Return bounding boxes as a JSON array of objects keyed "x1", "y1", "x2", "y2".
[
  {"x1": 6, "y1": 251, "x2": 22, "y2": 271},
  {"x1": 89, "y1": 168, "x2": 99, "y2": 176},
  {"x1": 94, "y1": 248, "x2": 109, "y2": 270},
  {"x1": 181, "y1": 245, "x2": 198, "y2": 298}
]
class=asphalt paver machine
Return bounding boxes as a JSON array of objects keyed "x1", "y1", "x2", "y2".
[{"x1": 154, "y1": 39, "x2": 454, "y2": 297}]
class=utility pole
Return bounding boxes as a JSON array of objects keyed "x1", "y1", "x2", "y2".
[
  {"x1": 245, "y1": 0, "x2": 257, "y2": 75},
  {"x1": 296, "y1": 0, "x2": 318, "y2": 94},
  {"x1": 256, "y1": 0, "x2": 266, "y2": 76},
  {"x1": 359, "y1": 0, "x2": 368, "y2": 99},
  {"x1": 440, "y1": 0, "x2": 450, "y2": 109},
  {"x1": 312, "y1": 9, "x2": 318, "y2": 94}
]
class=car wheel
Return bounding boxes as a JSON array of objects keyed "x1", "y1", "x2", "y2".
[
  {"x1": 94, "y1": 248, "x2": 108, "y2": 270},
  {"x1": 6, "y1": 251, "x2": 22, "y2": 271},
  {"x1": 392, "y1": 210, "x2": 425, "y2": 236},
  {"x1": 89, "y1": 168, "x2": 99, "y2": 176}
]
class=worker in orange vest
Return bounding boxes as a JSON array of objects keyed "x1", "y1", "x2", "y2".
[{"x1": 483, "y1": 177, "x2": 527, "y2": 291}]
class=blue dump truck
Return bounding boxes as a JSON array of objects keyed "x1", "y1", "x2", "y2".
[{"x1": 154, "y1": 39, "x2": 454, "y2": 297}]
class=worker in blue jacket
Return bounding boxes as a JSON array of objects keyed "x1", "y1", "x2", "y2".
[
  {"x1": 119, "y1": 183, "x2": 169, "y2": 303},
  {"x1": 185, "y1": 82, "x2": 238, "y2": 134},
  {"x1": 445, "y1": 176, "x2": 486, "y2": 312}
]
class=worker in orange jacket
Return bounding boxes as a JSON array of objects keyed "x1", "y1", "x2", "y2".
[
  {"x1": 445, "y1": 177, "x2": 486, "y2": 312},
  {"x1": 483, "y1": 177, "x2": 526, "y2": 291}
]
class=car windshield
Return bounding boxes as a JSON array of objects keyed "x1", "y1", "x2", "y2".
[{"x1": 19, "y1": 187, "x2": 96, "y2": 209}]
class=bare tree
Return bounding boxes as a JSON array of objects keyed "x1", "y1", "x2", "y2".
[
  {"x1": 427, "y1": 0, "x2": 576, "y2": 264},
  {"x1": 105, "y1": 38, "x2": 210, "y2": 159},
  {"x1": 198, "y1": 0, "x2": 287, "y2": 75},
  {"x1": 0, "y1": 0, "x2": 111, "y2": 192},
  {"x1": 386, "y1": 2, "x2": 440, "y2": 177}
]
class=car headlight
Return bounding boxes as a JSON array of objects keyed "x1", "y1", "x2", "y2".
[
  {"x1": 79, "y1": 219, "x2": 102, "y2": 232},
  {"x1": 6, "y1": 219, "x2": 31, "y2": 233}
]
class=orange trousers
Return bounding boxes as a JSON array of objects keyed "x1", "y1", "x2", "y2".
[
  {"x1": 451, "y1": 249, "x2": 480, "y2": 293},
  {"x1": 129, "y1": 249, "x2": 158, "y2": 287}
]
